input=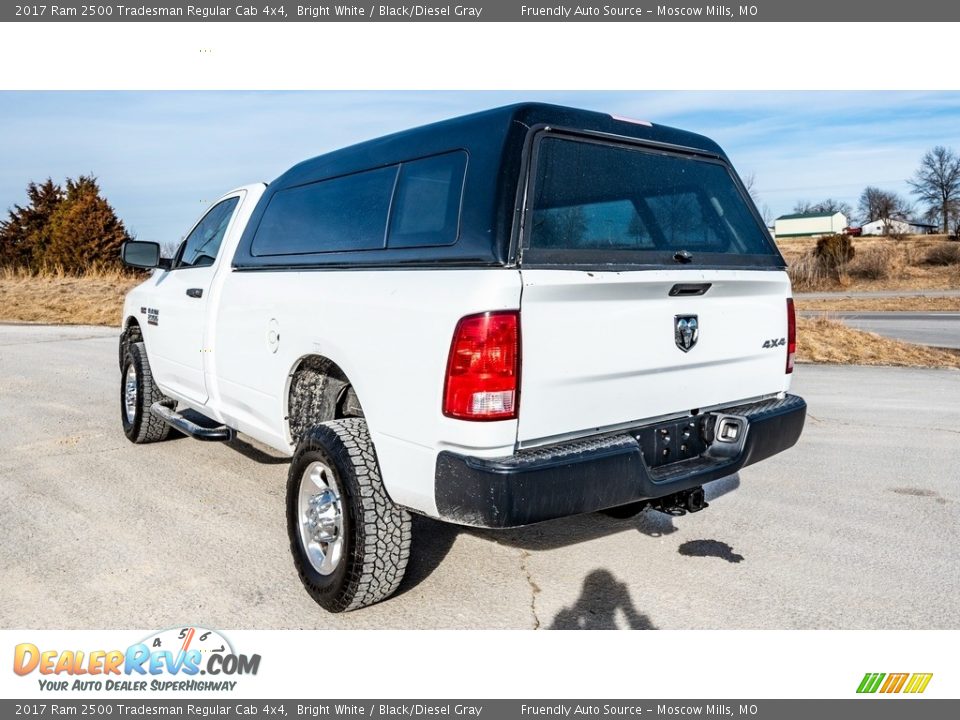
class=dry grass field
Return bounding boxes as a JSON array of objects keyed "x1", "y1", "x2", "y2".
[
  {"x1": 777, "y1": 234, "x2": 960, "y2": 292},
  {"x1": 798, "y1": 296, "x2": 960, "y2": 312},
  {"x1": 0, "y1": 267, "x2": 142, "y2": 326},
  {"x1": 797, "y1": 316, "x2": 960, "y2": 369}
]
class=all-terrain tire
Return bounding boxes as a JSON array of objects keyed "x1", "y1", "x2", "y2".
[
  {"x1": 121, "y1": 341, "x2": 173, "y2": 444},
  {"x1": 287, "y1": 418, "x2": 411, "y2": 612},
  {"x1": 119, "y1": 324, "x2": 142, "y2": 371}
]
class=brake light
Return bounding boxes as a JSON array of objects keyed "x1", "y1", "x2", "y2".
[
  {"x1": 786, "y1": 298, "x2": 796, "y2": 374},
  {"x1": 443, "y1": 311, "x2": 520, "y2": 421}
]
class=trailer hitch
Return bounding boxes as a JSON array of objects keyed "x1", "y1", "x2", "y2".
[{"x1": 653, "y1": 486, "x2": 709, "y2": 516}]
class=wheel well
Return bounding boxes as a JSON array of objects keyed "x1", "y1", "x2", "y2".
[
  {"x1": 287, "y1": 355, "x2": 364, "y2": 443},
  {"x1": 119, "y1": 318, "x2": 143, "y2": 370}
]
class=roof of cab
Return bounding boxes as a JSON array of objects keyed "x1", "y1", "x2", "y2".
[{"x1": 272, "y1": 102, "x2": 726, "y2": 190}]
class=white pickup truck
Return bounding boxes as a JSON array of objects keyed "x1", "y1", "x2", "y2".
[{"x1": 119, "y1": 103, "x2": 806, "y2": 612}]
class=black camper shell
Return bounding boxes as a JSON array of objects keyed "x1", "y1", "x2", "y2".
[{"x1": 232, "y1": 102, "x2": 781, "y2": 271}]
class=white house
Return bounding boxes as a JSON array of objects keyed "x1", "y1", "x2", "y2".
[
  {"x1": 774, "y1": 211, "x2": 848, "y2": 239},
  {"x1": 861, "y1": 218, "x2": 937, "y2": 236}
]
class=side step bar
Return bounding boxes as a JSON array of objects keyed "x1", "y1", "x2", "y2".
[{"x1": 150, "y1": 402, "x2": 235, "y2": 442}]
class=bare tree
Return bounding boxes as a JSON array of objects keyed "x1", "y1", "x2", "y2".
[
  {"x1": 742, "y1": 172, "x2": 760, "y2": 205},
  {"x1": 761, "y1": 203, "x2": 773, "y2": 227},
  {"x1": 908, "y1": 146, "x2": 960, "y2": 234},
  {"x1": 793, "y1": 198, "x2": 853, "y2": 218},
  {"x1": 950, "y1": 200, "x2": 960, "y2": 239},
  {"x1": 740, "y1": 172, "x2": 772, "y2": 225},
  {"x1": 159, "y1": 239, "x2": 182, "y2": 258},
  {"x1": 857, "y1": 186, "x2": 911, "y2": 235}
]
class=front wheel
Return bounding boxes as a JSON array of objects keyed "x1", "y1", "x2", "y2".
[
  {"x1": 287, "y1": 418, "x2": 411, "y2": 612},
  {"x1": 120, "y1": 342, "x2": 173, "y2": 444}
]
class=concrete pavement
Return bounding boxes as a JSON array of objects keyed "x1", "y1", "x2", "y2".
[{"x1": 1, "y1": 325, "x2": 958, "y2": 629}]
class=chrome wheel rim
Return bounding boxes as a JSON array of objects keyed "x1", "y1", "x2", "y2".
[
  {"x1": 297, "y1": 461, "x2": 344, "y2": 576},
  {"x1": 124, "y1": 364, "x2": 138, "y2": 424}
]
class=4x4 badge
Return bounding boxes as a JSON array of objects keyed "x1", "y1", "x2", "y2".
[{"x1": 675, "y1": 315, "x2": 699, "y2": 352}]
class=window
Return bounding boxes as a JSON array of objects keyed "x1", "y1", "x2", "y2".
[
  {"x1": 643, "y1": 192, "x2": 722, "y2": 248},
  {"x1": 388, "y1": 151, "x2": 467, "y2": 248},
  {"x1": 251, "y1": 166, "x2": 397, "y2": 256},
  {"x1": 177, "y1": 196, "x2": 239, "y2": 268},
  {"x1": 528, "y1": 137, "x2": 776, "y2": 263},
  {"x1": 534, "y1": 199, "x2": 654, "y2": 250}
]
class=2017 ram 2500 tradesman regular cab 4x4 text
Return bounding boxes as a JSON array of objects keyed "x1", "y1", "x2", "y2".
[{"x1": 119, "y1": 103, "x2": 806, "y2": 612}]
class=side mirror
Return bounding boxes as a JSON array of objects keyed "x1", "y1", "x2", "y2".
[{"x1": 121, "y1": 241, "x2": 162, "y2": 270}]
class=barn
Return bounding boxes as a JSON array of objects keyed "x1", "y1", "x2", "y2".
[
  {"x1": 861, "y1": 218, "x2": 937, "y2": 236},
  {"x1": 774, "y1": 211, "x2": 848, "y2": 238}
]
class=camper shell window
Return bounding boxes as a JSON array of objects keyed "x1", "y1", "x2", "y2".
[
  {"x1": 250, "y1": 151, "x2": 468, "y2": 258},
  {"x1": 523, "y1": 135, "x2": 781, "y2": 269}
]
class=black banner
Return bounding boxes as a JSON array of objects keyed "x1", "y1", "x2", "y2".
[{"x1": 4, "y1": 1, "x2": 959, "y2": 22}]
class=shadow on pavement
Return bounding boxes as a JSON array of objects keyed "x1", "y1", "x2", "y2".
[
  {"x1": 549, "y1": 569, "x2": 656, "y2": 630},
  {"x1": 478, "y1": 473, "x2": 742, "y2": 550},
  {"x1": 224, "y1": 436, "x2": 289, "y2": 465},
  {"x1": 677, "y1": 539, "x2": 744, "y2": 563},
  {"x1": 704, "y1": 474, "x2": 740, "y2": 501},
  {"x1": 396, "y1": 474, "x2": 744, "y2": 594},
  {"x1": 395, "y1": 514, "x2": 461, "y2": 596}
]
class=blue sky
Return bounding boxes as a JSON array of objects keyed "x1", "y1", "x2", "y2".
[{"x1": 2, "y1": 91, "x2": 959, "y2": 243}]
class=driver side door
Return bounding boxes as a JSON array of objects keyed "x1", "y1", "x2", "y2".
[{"x1": 147, "y1": 194, "x2": 241, "y2": 405}]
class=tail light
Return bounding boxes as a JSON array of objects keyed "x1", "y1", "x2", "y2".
[
  {"x1": 786, "y1": 298, "x2": 796, "y2": 374},
  {"x1": 443, "y1": 311, "x2": 520, "y2": 421}
]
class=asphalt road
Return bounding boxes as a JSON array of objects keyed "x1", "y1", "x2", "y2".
[
  {"x1": 796, "y1": 289, "x2": 960, "y2": 299},
  {"x1": 802, "y1": 311, "x2": 960, "y2": 349},
  {"x1": 1, "y1": 325, "x2": 959, "y2": 630}
]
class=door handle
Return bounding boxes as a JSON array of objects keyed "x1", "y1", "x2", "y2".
[
  {"x1": 668, "y1": 283, "x2": 711, "y2": 297},
  {"x1": 186, "y1": 288, "x2": 203, "y2": 298}
]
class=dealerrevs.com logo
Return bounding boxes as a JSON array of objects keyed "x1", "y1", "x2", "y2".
[{"x1": 13, "y1": 627, "x2": 260, "y2": 692}]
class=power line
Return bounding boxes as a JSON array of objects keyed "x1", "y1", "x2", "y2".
[{"x1": 756, "y1": 179, "x2": 911, "y2": 194}]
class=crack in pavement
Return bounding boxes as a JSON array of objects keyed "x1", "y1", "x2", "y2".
[
  {"x1": 518, "y1": 549, "x2": 542, "y2": 630},
  {"x1": 809, "y1": 415, "x2": 960, "y2": 436},
  {"x1": 0, "y1": 445, "x2": 129, "y2": 467},
  {"x1": 0, "y1": 335, "x2": 116, "y2": 347}
]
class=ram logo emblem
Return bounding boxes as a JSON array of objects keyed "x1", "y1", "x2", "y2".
[{"x1": 675, "y1": 315, "x2": 699, "y2": 352}]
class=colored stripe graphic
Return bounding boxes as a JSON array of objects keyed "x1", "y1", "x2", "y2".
[
  {"x1": 880, "y1": 673, "x2": 909, "y2": 693},
  {"x1": 857, "y1": 672, "x2": 932, "y2": 694},
  {"x1": 904, "y1": 673, "x2": 934, "y2": 694},
  {"x1": 857, "y1": 673, "x2": 885, "y2": 693}
]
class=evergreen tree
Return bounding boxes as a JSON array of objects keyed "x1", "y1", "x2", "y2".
[
  {"x1": 0, "y1": 179, "x2": 63, "y2": 269},
  {"x1": 44, "y1": 175, "x2": 132, "y2": 273}
]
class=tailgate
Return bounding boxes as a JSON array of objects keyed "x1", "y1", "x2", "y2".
[{"x1": 516, "y1": 269, "x2": 792, "y2": 446}]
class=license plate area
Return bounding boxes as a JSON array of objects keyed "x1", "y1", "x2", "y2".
[{"x1": 632, "y1": 415, "x2": 712, "y2": 469}]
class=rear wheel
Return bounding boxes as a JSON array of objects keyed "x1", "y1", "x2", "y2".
[
  {"x1": 120, "y1": 342, "x2": 173, "y2": 444},
  {"x1": 287, "y1": 418, "x2": 411, "y2": 612}
]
